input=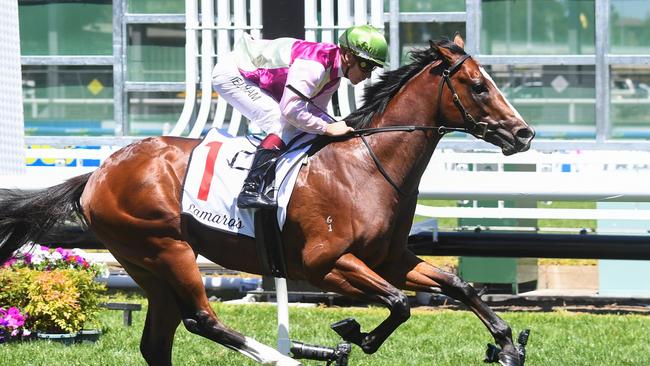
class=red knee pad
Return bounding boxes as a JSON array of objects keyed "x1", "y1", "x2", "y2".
[{"x1": 259, "y1": 134, "x2": 286, "y2": 150}]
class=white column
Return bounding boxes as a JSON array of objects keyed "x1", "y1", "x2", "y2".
[
  {"x1": 168, "y1": 0, "x2": 199, "y2": 136},
  {"x1": 275, "y1": 277, "x2": 291, "y2": 355},
  {"x1": 0, "y1": 0, "x2": 25, "y2": 175}
]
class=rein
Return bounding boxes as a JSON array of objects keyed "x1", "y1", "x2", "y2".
[
  {"x1": 345, "y1": 54, "x2": 488, "y2": 138},
  {"x1": 348, "y1": 124, "x2": 466, "y2": 137},
  {"x1": 285, "y1": 56, "x2": 487, "y2": 196}
]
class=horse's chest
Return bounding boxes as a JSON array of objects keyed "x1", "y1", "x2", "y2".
[
  {"x1": 365, "y1": 206, "x2": 414, "y2": 262},
  {"x1": 355, "y1": 226, "x2": 408, "y2": 267}
]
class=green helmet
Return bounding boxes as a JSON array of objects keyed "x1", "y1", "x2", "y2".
[{"x1": 338, "y1": 25, "x2": 388, "y2": 67}]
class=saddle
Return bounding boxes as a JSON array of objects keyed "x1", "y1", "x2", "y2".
[{"x1": 181, "y1": 128, "x2": 328, "y2": 277}]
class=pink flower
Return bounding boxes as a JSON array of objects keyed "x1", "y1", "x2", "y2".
[
  {"x1": 1, "y1": 258, "x2": 16, "y2": 268},
  {"x1": 0, "y1": 307, "x2": 28, "y2": 340},
  {"x1": 56, "y1": 247, "x2": 74, "y2": 259},
  {"x1": 4, "y1": 307, "x2": 26, "y2": 328}
]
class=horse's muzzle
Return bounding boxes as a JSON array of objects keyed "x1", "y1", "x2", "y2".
[
  {"x1": 514, "y1": 125, "x2": 535, "y2": 152},
  {"x1": 484, "y1": 123, "x2": 535, "y2": 156}
]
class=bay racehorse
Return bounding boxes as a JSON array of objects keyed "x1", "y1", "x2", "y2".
[{"x1": 0, "y1": 34, "x2": 534, "y2": 365}]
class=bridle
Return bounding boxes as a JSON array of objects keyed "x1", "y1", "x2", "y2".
[
  {"x1": 434, "y1": 54, "x2": 488, "y2": 139},
  {"x1": 349, "y1": 54, "x2": 488, "y2": 139},
  {"x1": 284, "y1": 55, "x2": 490, "y2": 196}
]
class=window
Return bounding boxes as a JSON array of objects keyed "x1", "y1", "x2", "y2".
[
  {"x1": 610, "y1": 0, "x2": 650, "y2": 54},
  {"x1": 395, "y1": 0, "x2": 465, "y2": 12},
  {"x1": 18, "y1": 1, "x2": 112, "y2": 56},
  {"x1": 481, "y1": 0, "x2": 595, "y2": 55},
  {"x1": 610, "y1": 66, "x2": 650, "y2": 139},
  {"x1": 127, "y1": 24, "x2": 186, "y2": 82},
  {"x1": 128, "y1": 92, "x2": 186, "y2": 136},
  {"x1": 386, "y1": 22, "x2": 465, "y2": 66},
  {"x1": 22, "y1": 66, "x2": 114, "y2": 136},
  {"x1": 485, "y1": 64, "x2": 596, "y2": 139},
  {"x1": 128, "y1": 0, "x2": 184, "y2": 14}
]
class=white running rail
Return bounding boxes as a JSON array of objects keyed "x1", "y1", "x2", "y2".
[
  {"x1": 168, "y1": 0, "x2": 263, "y2": 138},
  {"x1": 168, "y1": 0, "x2": 199, "y2": 136},
  {"x1": 415, "y1": 149, "x2": 650, "y2": 225}
]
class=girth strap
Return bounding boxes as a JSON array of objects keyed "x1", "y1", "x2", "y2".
[{"x1": 254, "y1": 208, "x2": 288, "y2": 278}]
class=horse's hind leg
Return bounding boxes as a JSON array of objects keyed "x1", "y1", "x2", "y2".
[
  {"x1": 377, "y1": 250, "x2": 522, "y2": 366},
  {"x1": 138, "y1": 238, "x2": 300, "y2": 366},
  {"x1": 116, "y1": 256, "x2": 180, "y2": 366}
]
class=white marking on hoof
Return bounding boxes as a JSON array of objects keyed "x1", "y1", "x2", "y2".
[{"x1": 237, "y1": 336, "x2": 301, "y2": 366}]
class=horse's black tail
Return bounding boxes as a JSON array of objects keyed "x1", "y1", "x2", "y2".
[{"x1": 0, "y1": 172, "x2": 92, "y2": 264}]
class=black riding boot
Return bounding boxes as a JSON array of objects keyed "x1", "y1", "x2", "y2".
[{"x1": 237, "y1": 147, "x2": 281, "y2": 209}]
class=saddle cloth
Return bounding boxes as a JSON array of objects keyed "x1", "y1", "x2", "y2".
[{"x1": 181, "y1": 128, "x2": 312, "y2": 238}]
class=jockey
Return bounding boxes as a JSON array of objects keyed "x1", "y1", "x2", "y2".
[{"x1": 212, "y1": 24, "x2": 388, "y2": 209}]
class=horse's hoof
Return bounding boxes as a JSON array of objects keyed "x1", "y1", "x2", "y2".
[
  {"x1": 331, "y1": 318, "x2": 363, "y2": 345},
  {"x1": 498, "y1": 353, "x2": 521, "y2": 366},
  {"x1": 484, "y1": 343, "x2": 501, "y2": 363},
  {"x1": 359, "y1": 334, "x2": 380, "y2": 354},
  {"x1": 516, "y1": 329, "x2": 530, "y2": 365}
]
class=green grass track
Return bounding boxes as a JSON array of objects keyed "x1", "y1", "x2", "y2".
[{"x1": 2, "y1": 302, "x2": 649, "y2": 365}]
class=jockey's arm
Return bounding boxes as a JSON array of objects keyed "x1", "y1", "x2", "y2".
[{"x1": 280, "y1": 59, "x2": 352, "y2": 136}]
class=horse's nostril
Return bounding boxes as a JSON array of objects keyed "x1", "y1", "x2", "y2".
[{"x1": 516, "y1": 127, "x2": 535, "y2": 140}]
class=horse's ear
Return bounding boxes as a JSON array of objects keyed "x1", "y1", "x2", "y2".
[
  {"x1": 432, "y1": 40, "x2": 454, "y2": 65},
  {"x1": 453, "y1": 32, "x2": 465, "y2": 49},
  {"x1": 430, "y1": 39, "x2": 455, "y2": 65},
  {"x1": 429, "y1": 40, "x2": 442, "y2": 61},
  {"x1": 428, "y1": 40, "x2": 438, "y2": 53}
]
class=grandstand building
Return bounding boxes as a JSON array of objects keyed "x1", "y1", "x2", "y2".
[{"x1": 16, "y1": 0, "x2": 650, "y2": 149}]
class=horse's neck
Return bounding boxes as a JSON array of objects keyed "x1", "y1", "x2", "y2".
[
  {"x1": 367, "y1": 69, "x2": 441, "y2": 195},
  {"x1": 368, "y1": 128, "x2": 438, "y2": 195}
]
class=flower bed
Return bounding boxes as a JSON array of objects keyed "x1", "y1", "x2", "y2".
[{"x1": 0, "y1": 245, "x2": 107, "y2": 342}]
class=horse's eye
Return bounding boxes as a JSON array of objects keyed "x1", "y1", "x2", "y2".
[{"x1": 473, "y1": 83, "x2": 488, "y2": 95}]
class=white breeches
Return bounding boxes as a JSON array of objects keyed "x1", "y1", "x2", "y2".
[{"x1": 212, "y1": 57, "x2": 285, "y2": 138}]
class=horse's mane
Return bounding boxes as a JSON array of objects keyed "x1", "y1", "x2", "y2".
[{"x1": 345, "y1": 37, "x2": 466, "y2": 129}]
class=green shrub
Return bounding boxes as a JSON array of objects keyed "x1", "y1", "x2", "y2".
[
  {"x1": 0, "y1": 267, "x2": 33, "y2": 310},
  {"x1": 0, "y1": 246, "x2": 106, "y2": 334},
  {"x1": 24, "y1": 269, "x2": 104, "y2": 333}
]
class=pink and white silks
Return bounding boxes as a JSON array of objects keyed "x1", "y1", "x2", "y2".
[{"x1": 212, "y1": 33, "x2": 343, "y2": 143}]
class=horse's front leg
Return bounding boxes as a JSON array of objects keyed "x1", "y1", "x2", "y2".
[
  {"x1": 376, "y1": 249, "x2": 523, "y2": 366},
  {"x1": 308, "y1": 253, "x2": 410, "y2": 354}
]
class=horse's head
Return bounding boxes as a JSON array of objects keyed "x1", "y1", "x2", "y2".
[{"x1": 429, "y1": 34, "x2": 535, "y2": 155}]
